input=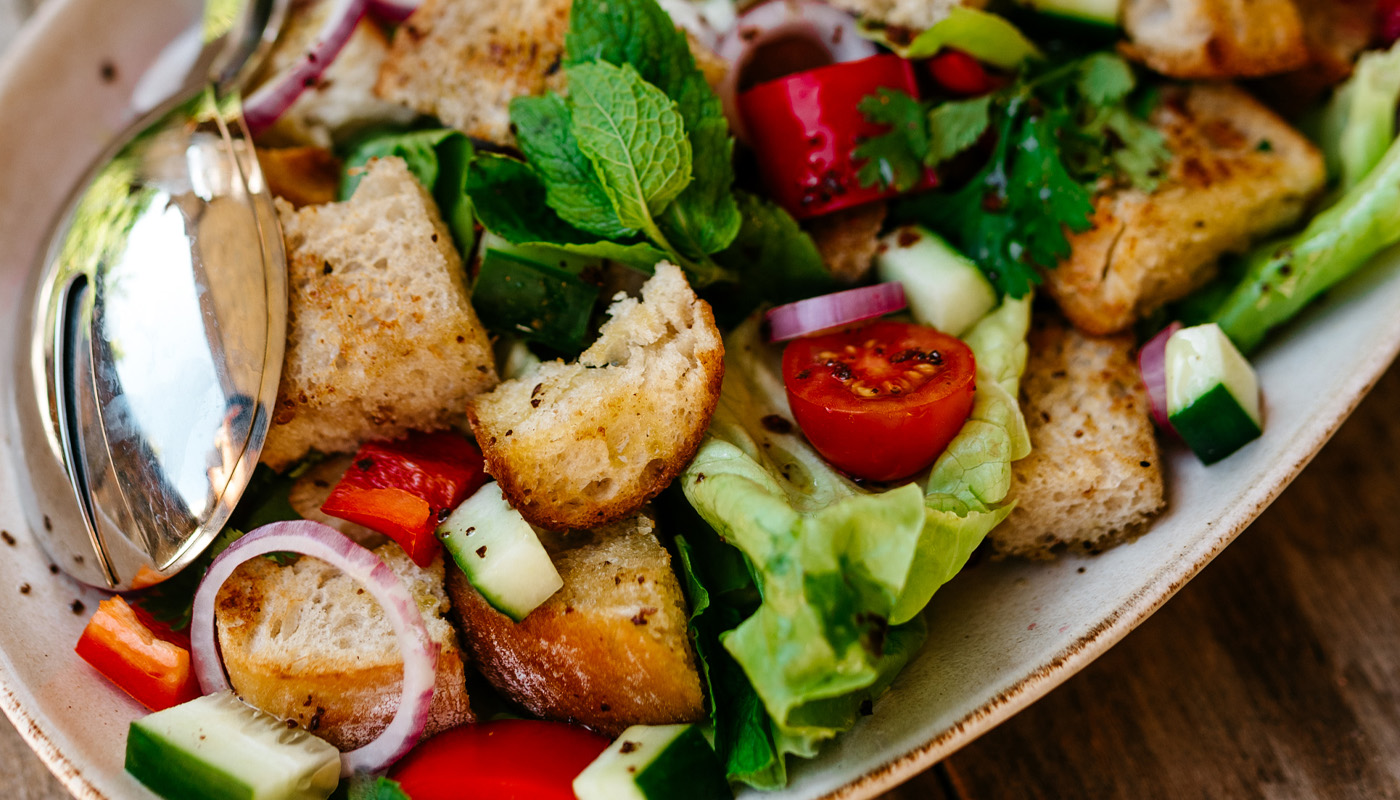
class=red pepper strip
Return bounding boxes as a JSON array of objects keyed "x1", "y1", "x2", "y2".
[
  {"x1": 388, "y1": 720, "x2": 610, "y2": 800},
  {"x1": 75, "y1": 596, "x2": 201, "y2": 712},
  {"x1": 927, "y1": 50, "x2": 996, "y2": 96},
  {"x1": 321, "y1": 430, "x2": 488, "y2": 567},
  {"x1": 739, "y1": 53, "x2": 937, "y2": 220}
]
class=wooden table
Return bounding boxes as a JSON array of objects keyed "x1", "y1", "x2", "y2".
[{"x1": 6, "y1": 3, "x2": 1400, "y2": 798}]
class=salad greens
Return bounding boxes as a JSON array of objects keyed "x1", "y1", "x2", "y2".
[
  {"x1": 1318, "y1": 39, "x2": 1400, "y2": 194},
  {"x1": 679, "y1": 295, "x2": 1031, "y2": 786},
  {"x1": 864, "y1": 49, "x2": 1169, "y2": 297},
  {"x1": 860, "y1": 6, "x2": 1043, "y2": 68}
]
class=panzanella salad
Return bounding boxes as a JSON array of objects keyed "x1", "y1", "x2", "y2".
[{"x1": 61, "y1": 0, "x2": 1400, "y2": 796}]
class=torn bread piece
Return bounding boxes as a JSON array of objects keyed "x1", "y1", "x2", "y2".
[
  {"x1": 990, "y1": 317, "x2": 1165, "y2": 559},
  {"x1": 215, "y1": 545, "x2": 473, "y2": 749},
  {"x1": 1120, "y1": 0, "x2": 1308, "y2": 79},
  {"x1": 1045, "y1": 84, "x2": 1325, "y2": 336},
  {"x1": 808, "y1": 202, "x2": 888, "y2": 284},
  {"x1": 252, "y1": 1, "x2": 416, "y2": 148},
  {"x1": 375, "y1": 0, "x2": 728, "y2": 146},
  {"x1": 469, "y1": 263, "x2": 724, "y2": 530},
  {"x1": 446, "y1": 513, "x2": 705, "y2": 736},
  {"x1": 825, "y1": 0, "x2": 986, "y2": 38},
  {"x1": 262, "y1": 157, "x2": 497, "y2": 470}
]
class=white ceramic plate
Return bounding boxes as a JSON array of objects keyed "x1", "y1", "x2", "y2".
[{"x1": 4, "y1": 2, "x2": 1400, "y2": 798}]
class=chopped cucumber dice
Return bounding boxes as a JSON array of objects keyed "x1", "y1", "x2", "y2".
[
  {"x1": 439, "y1": 482, "x2": 563, "y2": 621},
  {"x1": 1011, "y1": 0, "x2": 1119, "y2": 26},
  {"x1": 573, "y1": 724, "x2": 731, "y2": 800},
  {"x1": 876, "y1": 225, "x2": 997, "y2": 337},
  {"x1": 1165, "y1": 323, "x2": 1263, "y2": 464},
  {"x1": 125, "y1": 691, "x2": 340, "y2": 800}
]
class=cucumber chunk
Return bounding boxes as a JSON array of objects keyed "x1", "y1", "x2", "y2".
[
  {"x1": 1011, "y1": 0, "x2": 1119, "y2": 26},
  {"x1": 573, "y1": 724, "x2": 731, "y2": 800},
  {"x1": 438, "y1": 482, "x2": 563, "y2": 621},
  {"x1": 875, "y1": 225, "x2": 997, "y2": 337},
  {"x1": 473, "y1": 232, "x2": 601, "y2": 354},
  {"x1": 1165, "y1": 323, "x2": 1262, "y2": 465},
  {"x1": 125, "y1": 691, "x2": 340, "y2": 800}
]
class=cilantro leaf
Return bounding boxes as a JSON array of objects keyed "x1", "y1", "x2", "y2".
[
  {"x1": 567, "y1": 60, "x2": 693, "y2": 238},
  {"x1": 1075, "y1": 52, "x2": 1137, "y2": 106},
  {"x1": 925, "y1": 95, "x2": 993, "y2": 168},
  {"x1": 854, "y1": 89, "x2": 931, "y2": 192},
  {"x1": 510, "y1": 94, "x2": 636, "y2": 240},
  {"x1": 1007, "y1": 111, "x2": 1096, "y2": 267}
]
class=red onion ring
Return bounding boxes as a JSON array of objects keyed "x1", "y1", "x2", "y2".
[
  {"x1": 1140, "y1": 321, "x2": 1182, "y2": 430},
  {"x1": 715, "y1": 0, "x2": 875, "y2": 142},
  {"x1": 367, "y1": 0, "x2": 420, "y2": 23},
  {"x1": 243, "y1": 0, "x2": 368, "y2": 137},
  {"x1": 767, "y1": 283, "x2": 907, "y2": 342},
  {"x1": 190, "y1": 520, "x2": 439, "y2": 776}
]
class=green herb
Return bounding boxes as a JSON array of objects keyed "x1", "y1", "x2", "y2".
[
  {"x1": 711, "y1": 191, "x2": 838, "y2": 323},
  {"x1": 873, "y1": 51, "x2": 1170, "y2": 297},
  {"x1": 887, "y1": 6, "x2": 1042, "y2": 68},
  {"x1": 853, "y1": 89, "x2": 932, "y2": 193},
  {"x1": 334, "y1": 774, "x2": 411, "y2": 800}
]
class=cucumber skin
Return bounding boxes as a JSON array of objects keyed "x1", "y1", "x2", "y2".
[
  {"x1": 634, "y1": 726, "x2": 732, "y2": 800},
  {"x1": 127, "y1": 722, "x2": 254, "y2": 800},
  {"x1": 1169, "y1": 384, "x2": 1261, "y2": 465}
]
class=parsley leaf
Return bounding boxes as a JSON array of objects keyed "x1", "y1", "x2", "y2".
[
  {"x1": 925, "y1": 95, "x2": 993, "y2": 168},
  {"x1": 567, "y1": 61, "x2": 694, "y2": 235},
  {"x1": 854, "y1": 89, "x2": 931, "y2": 192}
]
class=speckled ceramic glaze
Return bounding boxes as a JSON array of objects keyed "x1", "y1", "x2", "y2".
[{"x1": 2, "y1": 2, "x2": 1398, "y2": 798}]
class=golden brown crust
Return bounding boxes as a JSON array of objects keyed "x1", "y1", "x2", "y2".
[
  {"x1": 256, "y1": 147, "x2": 341, "y2": 208},
  {"x1": 807, "y1": 202, "x2": 888, "y2": 284},
  {"x1": 1045, "y1": 84, "x2": 1325, "y2": 336},
  {"x1": 1121, "y1": 0, "x2": 1309, "y2": 79},
  {"x1": 445, "y1": 558, "x2": 705, "y2": 736}
]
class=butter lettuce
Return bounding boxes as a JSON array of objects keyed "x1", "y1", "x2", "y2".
[{"x1": 679, "y1": 297, "x2": 1031, "y2": 784}]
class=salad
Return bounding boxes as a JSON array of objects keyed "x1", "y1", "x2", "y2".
[{"x1": 56, "y1": 0, "x2": 1400, "y2": 797}]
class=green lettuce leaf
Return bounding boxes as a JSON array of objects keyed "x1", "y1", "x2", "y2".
[
  {"x1": 1319, "y1": 38, "x2": 1400, "y2": 193},
  {"x1": 861, "y1": 7, "x2": 1041, "y2": 68},
  {"x1": 340, "y1": 128, "x2": 475, "y2": 255},
  {"x1": 679, "y1": 296, "x2": 1032, "y2": 777}
]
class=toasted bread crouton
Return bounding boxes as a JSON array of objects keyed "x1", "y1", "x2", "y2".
[
  {"x1": 253, "y1": 3, "x2": 416, "y2": 148},
  {"x1": 375, "y1": 0, "x2": 728, "y2": 146},
  {"x1": 215, "y1": 545, "x2": 473, "y2": 749},
  {"x1": 262, "y1": 157, "x2": 497, "y2": 470},
  {"x1": 1044, "y1": 84, "x2": 1325, "y2": 336},
  {"x1": 469, "y1": 264, "x2": 724, "y2": 530},
  {"x1": 1259, "y1": 0, "x2": 1377, "y2": 112},
  {"x1": 824, "y1": 0, "x2": 985, "y2": 37},
  {"x1": 807, "y1": 202, "x2": 887, "y2": 283},
  {"x1": 990, "y1": 317, "x2": 1164, "y2": 559},
  {"x1": 374, "y1": 0, "x2": 573, "y2": 145},
  {"x1": 1121, "y1": 0, "x2": 1308, "y2": 79},
  {"x1": 446, "y1": 514, "x2": 705, "y2": 735},
  {"x1": 256, "y1": 147, "x2": 341, "y2": 208}
]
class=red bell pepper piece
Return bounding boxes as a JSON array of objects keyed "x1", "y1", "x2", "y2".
[
  {"x1": 926, "y1": 49, "x2": 996, "y2": 96},
  {"x1": 388, "y1": 720, "x2": 610, "y2": 800},
  {"x1": 321, "y1": 430, "x2": 488, "y2": 567},
  {"x1": 739, "y1": 53, "x2": 936, "y2": 220},
  {"x1": 75, "y1": 596, "x2": 201, "y2": 712}
]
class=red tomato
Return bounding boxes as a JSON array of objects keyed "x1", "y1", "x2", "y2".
[
  {"x1": 926, "y1": 50, "x2": 995, "y2": 96},
  {"x1": 74, "y1": 596, "x2": 201, "y2": 712},
  {"x1": 738, "y1": 54, "x2": 937, "y2": 220},
  {"x1": 782, "y1": 321, "x2": 976, "y2": 482},
  {"x1": 321, "y1": 430, "x2": 488, "y2": 567},
  {"x1": 388, "y1": 720, "x2": 610, "y2": 800}
]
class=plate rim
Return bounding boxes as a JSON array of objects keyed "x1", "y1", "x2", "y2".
[{"x1": 2, "y1": 2, "x2": 1399, "y2": 799}]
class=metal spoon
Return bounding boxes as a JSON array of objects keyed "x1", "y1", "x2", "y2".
[{"x1": 8, "y1": 0, "x2": 291, "y2": 590}]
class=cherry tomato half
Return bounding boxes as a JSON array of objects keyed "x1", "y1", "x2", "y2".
[
  {"x1": 782, "y1": 321, "x2": 976, "y2": 482},
  {"x1": 388, "y1": 720, "x2": 610, "y2": 800}
]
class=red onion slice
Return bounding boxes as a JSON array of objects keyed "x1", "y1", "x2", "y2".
[
  {"x1": 1140, "y1": 321, "x2": 1182, "y2": 430},
  {"x1": 243, "y1": 0, "x2": 368, "y2": 137},
  {"x1": 367, "y1": 0, "x2": 420, "y2": 23},
  {"x1": 190, "y1": 520, "x2": 439, "y2": 776},
  {"x1": 715, "y1": 0, "x2": 875, "y2": 142},
  {"x1": 767, "y1": 283, "x2": 907, "y2": 342}
]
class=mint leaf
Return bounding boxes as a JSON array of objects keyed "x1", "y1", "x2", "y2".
[
  {"x1": 565, "y1": 0, "x2": 694, "y2": 89},
  {"x1": 854, "y1": 89, "x2": 931, "y2": 192},
  {"x1": 466, "y1": 153, "x2": 668, "y2": 272},
  {"x1": 712, "y1": 191, "x2": 837, "y2": 321},
  {"x1": 925, "y1": 95, "x2": 993, "y2": 168},
  {"x1": 511, "y1": 94, "x2": 636, "y2": 240},
  {"x1": 567, "y1": 60, "x2": 693, "y2": 238}
]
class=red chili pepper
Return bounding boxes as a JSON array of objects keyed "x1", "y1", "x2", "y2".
[
  {"x1": 739, "y1": 53, "x2": 936, "y2": 220},
  {"x1": 927, "y1": 49, "x2": 996, "y2": 96},
  {"x1": 1381, "y1": 0, "x2": 1400, "y2": 45},
  {"x1": 321, "y1": 430, "x2": 488, "y2": 567},
  {"x1": 75, "y1": 596, "x2": 201, "y2": 712}
]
